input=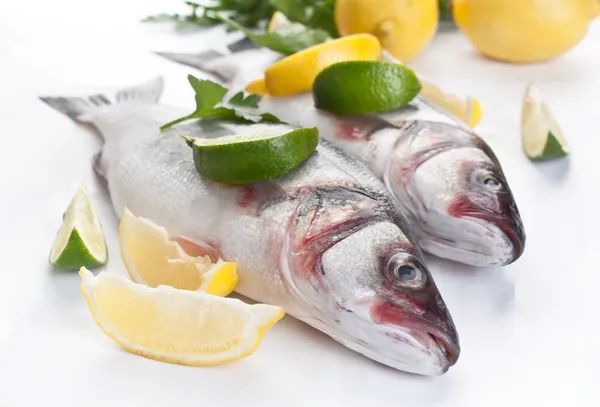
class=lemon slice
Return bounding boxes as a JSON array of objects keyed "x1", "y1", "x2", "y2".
[
  {"x1": 419, "y1": 79, "x2": 483, "y2": 127},
  {"x1": 79, "y1": 268, "x2": 284, "y2": 366},
  {"x1": 49, "y1": 186, "x2": 107, "y2": 270},
  {"x1": 119, "y1": 208, "x2": 238, "y2": 296},
  {"x1": 521, "y1": 84, "x2": 569, "y2": 160},
  {"x1": 263, "y1": 34, "x2": 381, "y2": 97}
]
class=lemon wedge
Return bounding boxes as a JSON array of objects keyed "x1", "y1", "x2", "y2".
[
  {"x1": 79, "y1": 268, "x2": 284, "y2": 366},
  {"x1": 419, "y1": 79, "x2": 483, "y2": 128},
  {"x1": 263, "y1": 33, "x2": 381, "y2": 97},
  {"x1": 119, "y1": 208, "x2": 238, "y2": 295},
  {"x1": 245, "y1": 78, "x2": 268, "y2": 95}
]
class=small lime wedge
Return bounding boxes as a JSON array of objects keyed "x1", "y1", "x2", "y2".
[
  {"x1": 49, "y1": 186, "x2": 107, "y2": 270},
  {"x1": 184, "y1": 126, "x2": 319, "y2": 185},
  {"x1": 521, "y1": 84, "x2": 569, "y2": 161},
  {"x1": 312, "y1": 61, "x2": 422, "y2": 115}
]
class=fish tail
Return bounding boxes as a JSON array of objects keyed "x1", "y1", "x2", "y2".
[
  {"x1": 155, "y1": 37, "x2": 280, "y2": 87},
  {"x1": 39, "y1": 76, "x2": 164, "y2": 122},
  {"x1": 154, "y1": 50, "x2": 232, "y2": 82}
]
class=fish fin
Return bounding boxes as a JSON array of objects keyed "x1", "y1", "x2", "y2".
[
  {"x1": 227, "y1": 37, "x2": 259, "y2": 53},
  {"x1": 236, "y1": 183, "x2": 288, "y2": 216},
  {"x1": 331, "y1": 115, "x2": 391, "y2": 141},
  {"x1": 154, "y1": 50, "x2": 232, "y2": 81},
  {"x1": 155, "y1": 47, "x2": 282, "y2": 87},
  {"x1": 171, "y1": 236, "x2": 221, "y2": 263},
  {"x1": 39, "y1": 77, "x2": 164, "y2": 123}
]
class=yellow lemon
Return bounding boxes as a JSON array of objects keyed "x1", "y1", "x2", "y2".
[
  {"x1": 453, "y1": 0, "x2": 598, "y2": 63},
  {"x1": 264, "y1": 34, "x2": 381, "y2": 97},
  {"x1": 334, "y1": 0, "x2": 438, "y2": 62},
  {"x1": 79, "y1": 268, "x2": 284, "y2": 366},
  {"x1": 419, "y1": 79, "x2": 483, "y2": 127},
  {"x1": 119, "y1": 208, "x2": 238, "y2": 296}
]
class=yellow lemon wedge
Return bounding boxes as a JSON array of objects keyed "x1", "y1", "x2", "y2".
[
  {"x1": 79, "y1": 268, "x2": 284, "y2": 366},
  {"x1": 245, "y1": 78, "x2": 268, "y2": 95},
  {"x1": 419, "y1": 79, "x2": 483, "y2": 128},
  {"x1": 335, "y1": 0, "x2": 438, "y2": 62},
  {"x1": 263, "y1": 33, "x2": 381, "y2": 97},
  {"x1": 119, "y1": 208, "x2": 238, "y2": 295}
]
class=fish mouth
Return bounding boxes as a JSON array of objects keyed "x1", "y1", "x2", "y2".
[
  {"x1": 427, "y1": 332, "x2": 459, "y2": 370},
  {"x1": 327, "y1": 312, "x2": 460, "y2": 375},
  {"x1": 462, "y1": 212, "x2": 525, "y2": 265},
  {"x1": 445, "y1": 197, "x2": 526, "y2": 266},
  {"x1": 344, "y1": 300, "x2": 462, "y2": 375}
]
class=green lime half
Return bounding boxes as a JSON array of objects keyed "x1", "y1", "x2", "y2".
[
  {"x1": 312, "y1": 61, "x2": 422, "y2": 115},
  {"x1": 49, "y1": 186, "x2": 108, "y2": 270},
  {"x1": 184, "y1": 126, "x2": 319, "y2": 185},
  {"x1": 521, "y1": 84, "x2": 569, "y2": 161}
]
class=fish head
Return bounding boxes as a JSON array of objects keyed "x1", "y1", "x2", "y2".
[
  {"x1": 285, "y1": 186, "x2": 459, "y2": 375},
  {"x1": 386, "y1": 121, "x2": 525, "y2": 267}
]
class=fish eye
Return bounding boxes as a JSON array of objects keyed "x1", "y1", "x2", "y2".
[
  {"x1": 481, "y1": 173, "x2": 503, "y2": 191},
  {"x1": 387, "y1": 254, "x2": 427, "y2": 288}
]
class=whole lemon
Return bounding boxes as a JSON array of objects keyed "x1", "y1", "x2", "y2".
[
  {"x1": 334, "y1": 0, "x2": 439, "y2": 62},
  {"x1": 453, "y1": 0, "x2": 598, "y2": 63}
]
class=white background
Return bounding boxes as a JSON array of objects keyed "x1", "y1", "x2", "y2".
[{"x1": 1, "y1": 1, "x2": 600, "y2": 406}]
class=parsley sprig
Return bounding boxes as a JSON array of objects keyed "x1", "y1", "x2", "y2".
[
  {"x1": 212, "y1": 13, "x2": 330, "y2": 55},
  {"x1": 160, "y1": 75, "x2": 283, "y2": 131}
]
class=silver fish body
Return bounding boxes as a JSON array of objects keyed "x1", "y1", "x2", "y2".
[
  {"x1": 157, "y1": 47, "x2": 526, "y2": 267},
  {"x1": 40, "y1": 78, "x2": 459, "y2": 375}
]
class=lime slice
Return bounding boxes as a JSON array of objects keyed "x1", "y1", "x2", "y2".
[
  {"x1": 49, "y1": 186, "x2": 107, "y2": 270},
  {"x1": 184, "y1": 126, "x2": 319, "y2": 185},
  {"x1": 521, "y1": 84, "x2": 569, "y2": 160},
  {"x1": 312, "y1": 61, "x2": 422, "y2": 115}
]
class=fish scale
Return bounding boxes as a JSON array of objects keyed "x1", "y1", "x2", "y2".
[
  {"x1": 156, "y1": 46, "x2": 526, "y2": 267},
  {"x1": 40, "y1": 76, "x2": 460, "y2": 375}
]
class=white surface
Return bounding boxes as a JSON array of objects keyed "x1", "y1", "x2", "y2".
[{"x1": 1, "y1": 1, "x2": 600, "y2": 406}]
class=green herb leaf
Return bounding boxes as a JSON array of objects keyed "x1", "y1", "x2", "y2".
[
  {"x1": 160, "y1": 75, "x2": 284, "y2": 131},
  {"x1": 212, "y1": 12, "x2": 329, "y2": 55},
  {"x1": 228, "y1": 91, "x2": 262, "y2": 108},
  {"x1": 270, "y1": 0, "x2": 338, "y2": 38},
  {"x1": 144, "y1": 0, "x2": 275, "y2": 29}
]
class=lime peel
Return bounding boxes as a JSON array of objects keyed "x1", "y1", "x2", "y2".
[
  {"x1": 521, "y1": 84, "x2": 569, "y2": 161},
  {"x1": 49, "y1": 186, "x2": 107, "y2": 270},
  {"x1": 184, "y1": 126, "x2": 319, "y2": 185},
  {"x1": 312, "y1": 61, "x2": 422, "y2": 115}
]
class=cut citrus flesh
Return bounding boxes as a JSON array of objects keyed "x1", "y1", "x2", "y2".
[
  {"x1": 49, "y1": 186, "x2": 107, "y2": 270},
  {"x1": 313, "y1": 60, "x2": 421, "y2": 115},
  {"x1": 268, "y1": 11, "x2": 290, "y2": 33},
  {"x1": 79, "y1": 268, "x2": 284, "y2": 366},
  {"x1": 521, "y1": 84, "x2": 569, "y2": 160},
  {"x1": 264, "y1": 33, "x2": 381, "y2": 97},
  {"x1": 119, "y1": 208, "x2": 238, "y2": 295},
  {"x1": 419, "y1": 79, "x2": 483, "y2": 127},
  {"x1": 184, "y1": 126, "x2": 319, "y2": 185}
]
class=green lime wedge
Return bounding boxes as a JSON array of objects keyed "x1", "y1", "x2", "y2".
[
  {"x1": 521, "y1": 84, "x2": 569, "y2": 161},
  {"x1": 312, "y1": 61, "x2": 422, "y2": 115},
  {"x1": 49, "y1": 186, "x2": 108, "y2": 270},
  {"x1": 184, "y1": 126, "x2": 319, "y2": 185}
]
